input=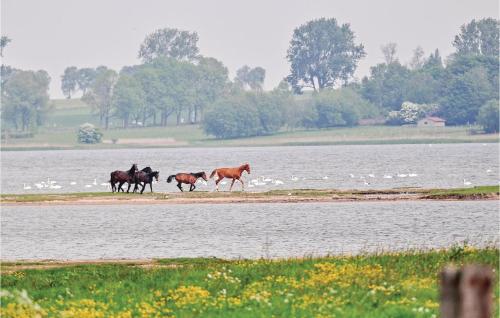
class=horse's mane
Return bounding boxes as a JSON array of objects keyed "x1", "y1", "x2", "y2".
[
  {"x1": 127, "y1": 164, "x2": 137, "y2": 176},
  {"x1": 190, "y1": 172, "x2": 205, "y2": 178},
  {"x1": 141, "y1": 167, "x2": 153, "y2": 173}
]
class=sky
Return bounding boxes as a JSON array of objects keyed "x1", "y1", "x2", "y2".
[{"x1": 1, "y1": 0, "x2": 498, "y2": 99}]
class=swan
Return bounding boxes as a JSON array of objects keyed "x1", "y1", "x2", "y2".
[
  {"x1": 85, "y1": 184, "x2": 92, "y2": 188},
  {"x1": 291, "y1": 176, "x2": 299, "y2": 181},
  {"x1": 383, "y1": 175, "x2": 393, "y2": 179},
  {"x1": 23, "y1": 183, "x2": 32, "y2": 190},
  {"x1": 34, "y1": 183, "x2": 43, "y2": 189},
  {"x1": 70, "y1": 181, "x2": 77, "y2": 185},
  {"x1": 397, "y1": 173, "x2": 407, "y2": 178},
  {"x1": 93, "y1": 179, "x2": 97, "y2": 186},
  {"x1": 322, "y1": 176, "x2": 329, "y2": 180},
  {"x1": 50, "y1": 184, "x2": 62, "y2": 189},
  {"x1": 263, "y1": 177, "x2": 272, "y2": 182},
  {"x1": 408, "y1": 173, "x2": 418, "y2": 177},
  {"x1": 274, "y1": 180, "x2": 284, "y2": 185},
  {"x1": 368, "y1": 174, "x2": 375, "y2": 178},
  {"x1": 100, "y1": 182, "x2": 109, "y2": 186},
  {"x1": 363, "y1": 180, "x2": 370, "y2": 186},
  {"x1": 349, "y1": 174, "x2": 355, "y2": 178},
  {"x1": 463, "y1": 179, "x2": 472, "y2": 186}
]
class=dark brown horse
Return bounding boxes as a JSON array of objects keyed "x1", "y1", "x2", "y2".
[
  {"x1": 167, "y1": 172, "x2": 207, "y2": 192},
  {"x1": 133, "y1": 170, "x2": 159, "y2": 194},
  {"x1": 110, "y1": 164, "x2": 138, "y2": 193},
  {"x1": 209, "y1": 163, "x2": 250, "y2": 191}
]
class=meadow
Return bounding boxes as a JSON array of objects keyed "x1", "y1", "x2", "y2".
[
  {"x1": 1, "y1": 99, "x2": 498, "y2": 150},
  {"x1": 1, "y1": 246, "x2": 498, "y2": 318}
]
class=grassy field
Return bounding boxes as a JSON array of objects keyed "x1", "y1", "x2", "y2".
[
  {"x1": 1, "y1": 247, "x2": 497, "y2": 317},
  {"x1": 1, "y1": 186, "x2": 498, "y2": 204},
  {"x1": 1, "y1": 98, "x2": 498, "y2": 150}
]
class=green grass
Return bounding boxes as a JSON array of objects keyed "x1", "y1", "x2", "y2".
[
  {"x1": 1, "y1": 247, "x2": 498, "y2": 317},
  {"x1": 1, "y1": 98, "x2": 498, "y2": 150},
  {"x1": 1, "y1": 186, "x2": 498, "y2": 204}
]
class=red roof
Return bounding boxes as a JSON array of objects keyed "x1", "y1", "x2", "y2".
[{"x1": 423, "y1": 116, "x2": 446, "y2": 122}]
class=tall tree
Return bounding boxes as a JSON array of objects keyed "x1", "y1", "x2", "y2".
[
  {"x1": 409, "y1": 46, "x2": 425, "y2": 70},
  {"x1": 0, "y1": 36, "x2": 11, "y2": 57},
  {"x1": 286, "y1": 18, "x2": 365, "y2": 93},
  {"x1": 61, "y1": 66, "x2": 79, "y2": 99},
  {"x1": 381, "y1": 43, "x2": 398, "y2": 64},
  {"x1": 234, "y1": 65, "x2": 265, "y2": 91},
  {"x1": 112, "y1": 74, "x2": 144, "y2": 128},
  {"x1": 138, "y1": 28, "x2": 199, "y2": 63},
  {"x1": 82, "y1": 69, "x2": 117, "y2": 129},
  {"x1": 2, "y1": 70, "x2": 51, "y2": 131},
  {"x1": 453, "y1": 18, "x2": 499, "y2": 57},
  {"x1": 76, "y1": 68, "x2": 97, "y2": 94}
]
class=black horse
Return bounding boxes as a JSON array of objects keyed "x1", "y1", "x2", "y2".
[
  {"x1": 133, "y1": 170, "x2": 160, "y2": 194},
  {"x1": 110, "y1": 164, "x2": 138, "y2": 193}
]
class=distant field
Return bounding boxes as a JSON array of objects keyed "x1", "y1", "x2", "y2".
[{"x1": 1, "y1": 98, "x2": 498, "y2": 150}]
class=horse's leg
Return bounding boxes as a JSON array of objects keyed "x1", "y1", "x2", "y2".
[
  {"x1": 190, "y1": 183, "x2": 196, "y2": 192},
  {"x1": 118, "y1": 182, "x2": 124, "y2": 192},
  {"x1": 215, "y1": 178, "x2": 221, "y2": 191},
  {"x1": 140, "y1": 183, "x2": 146, "y2": 194},
  {"x1": 150, "y1": 182, "x2": 153, "y2": 193},
  {"x1": 229, "y1": 178, "x2": 236, "y2": 191},
  {"x1": 177, "y1": 182, "x2": 183, "y2": 192},
  {"x1": 126, "y1": 182, "x2": 132, "y2": 193},
  {"x1": 239, "y1": 178, "x2": 245, "y2": 191}
]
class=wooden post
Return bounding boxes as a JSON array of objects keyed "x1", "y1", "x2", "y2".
[{"x1": 440, "y1": 265, "x2": 493, "y2": 318}]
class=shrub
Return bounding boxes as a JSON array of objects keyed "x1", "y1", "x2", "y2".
[
  {"x1": 77, "y1": 123, "x2": 102, "y2": 144},
  {"x1": 477, "y1": 99, "x2": 499, "y2": 133}
]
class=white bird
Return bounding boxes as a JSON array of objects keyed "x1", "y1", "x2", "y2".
[
  {"x1": 486, "y1": 169, "x2": 492, "y2": 173},
  {"x1": 70, "y1": 181, "x2": 77, "y2": 185},
  {"x1": 408, "y1": 173, "x2": 418, "y2": 177},
  {"x1": 263, "y1": 177, "x2": 272, "y2": 182},
  {"x1": 274, "y1": 180, "x2": 284, "y2": 185},
  {"x1": 85, "y1": 184, "x2": 93, "y2": 188},
  {"x1": 248, "y1": 184, "x2": 255, "y2": 188},
  {"x1": 322, "y1": 176, "x2": 329, "y2": 180},
  {"x1": 50, "y1": 184, "x2": 62, "y2": 189},
  {"x1": 397, "y1": 173, "x2": 407, "y2": 178},
  {"x1": 368, "y1": 174, "x2": 375, "y2": 178},
  {"x1": 93, "y1": 179, "x2": 97, "y2": 186},
  {"x1": 291, "y1": 176, "x2": 299, "y2": 181},
  {"x1": 463, "y1": 179, "x2": 472, "y2": 186},
  {"x1": 23, "y1": 183, "x2": 32, "y2": 190},
  {"x1": 287, "y1": 192, "x2": 292, "y2": 196},
  {"x1": 363, "y1": 180, "x2": 370, "y2": 186},
  {"x1": 349, "y1": 174, "x2": 355, "y2": 178},
  {"x1": 34, "y1": 183, "x2": 43, "y2": 189},
  {"x1": 383, "y1": 175, "x2": 393, "y2": 179}
]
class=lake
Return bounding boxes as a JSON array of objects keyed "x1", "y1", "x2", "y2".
[
  {"x1": 1, "y1": 200, "x2": 497, "y2": 260},
  {"x1": 1, "y1": 143, "x2": 498, "y2": 193}
]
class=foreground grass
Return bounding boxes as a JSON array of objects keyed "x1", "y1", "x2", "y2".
[
  {"x1": 1, "y1": 186, "x2": 498, "y2": 204},
  {"x1": 1, "y1": 247, "x2": 498, "y2": 317}
]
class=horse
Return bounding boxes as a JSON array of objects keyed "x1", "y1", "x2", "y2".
[
  {"x1": 110, "y1": 164, "x2": 138, "y2": 193},
  {"x1": 209, "y1": 163, "x2": 250, "y2": 191},
  {"x1": 167, "y1": 172, "x2": 207, "y2": 192},
  {"x1": 132, "y1": 167, "x2": 154, "y2": 193},
  {"x1": 132, "y1": 170, "x2": 159, "y2": 194}
]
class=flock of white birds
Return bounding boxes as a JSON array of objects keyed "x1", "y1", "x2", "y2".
[{"x1": 20, "y1": 170, "x2": 492, "y2": 191}]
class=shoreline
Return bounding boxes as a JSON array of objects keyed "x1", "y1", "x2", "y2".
[{"x1": 1, "y1": 186, "x2": 498, "y2": 206}]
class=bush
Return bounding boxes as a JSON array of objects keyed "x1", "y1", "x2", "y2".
[
  {"x1": 203, "y1": 92, "x2": 285, "y2": 139},
  {"x1": 385, "y1": 101, "x2": 438, "y2": 125},
  {"x1": 77, "y1": 123, "x2": 103, "y2": 144},
  {"x1": 477, "y1": 99, "x2": 499, "y2": 133}
]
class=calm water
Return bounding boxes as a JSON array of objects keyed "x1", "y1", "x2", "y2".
[
  {"x1": 1, "y1": 144, "x2": 498, "y2": 193},
  {"x1": 1, "y1": 201, "x2": 498, "y2": 260}
]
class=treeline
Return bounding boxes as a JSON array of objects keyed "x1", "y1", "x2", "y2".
[{"x1": 1, "y1": 17, "x2": 499, "y2": 138}]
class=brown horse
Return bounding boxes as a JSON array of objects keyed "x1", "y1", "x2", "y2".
[
  {"x1": 110, "y1": 164, "x2": 138, "y2": 193},
  {"x1": 167, "y1": 172, "x2": 207, "y2": 192},
  {"x1": 209, "y1": 163, "x2": 250, "y2": 191}
]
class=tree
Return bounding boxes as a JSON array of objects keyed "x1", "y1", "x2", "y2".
[
  {"x1": 138, "y1": 28, "x2": 199, "y2": 63},
  {"x1": 286, "y1": 18, "x2": 365, "y2": 92},
  {"x1": 477, "y1": 99, "x2": 499, "y2": 133},
  {"x1": 409, "y1": 46, "x2": 425, "y2": 70},
  {"x1": 1, "y1": 69, "x2": 51, "y2": 131},
  {"x1": 112, "y1": 74, "x2": 145, "y2": 128},
  {"x1": 381, "y1": 43, "x2": 398, "y2": 64},
  {"x1": 453, "y1": 18, "x2": 499, "y2": 57},
  {"x1": 0, "y1": 36, "x2": 11, "y2": 57},
  {"x1": 82, "y1": 69, "x2": 117, "y2": 129},
  {"x1": 192, "y1": 57, "x2": 229, "y2": 123},
  {"x1": 234, "y1": 65, "x2": 265, "y2": 91},
  {"x1": 76, "y1": 68, "x2": 97, "y2": 94},
  {"x1": 61, "y1": 66, "x2": 79, "y2": 99}
]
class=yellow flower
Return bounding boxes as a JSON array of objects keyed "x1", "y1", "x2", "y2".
[{"x1": 168, "y1": 285, "x2": 210, "y2": 307}]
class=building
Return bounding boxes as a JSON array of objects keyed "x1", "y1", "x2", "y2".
[{"x1": 417, "y1": 116, "x2": 446, "y2": 127}]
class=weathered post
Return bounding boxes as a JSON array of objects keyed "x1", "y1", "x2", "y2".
[{"x1": 440, "y1": 265, "x2": 493, "y2": 318}]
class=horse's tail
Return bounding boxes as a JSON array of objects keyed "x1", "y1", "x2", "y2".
[
  {"x1": 209, "y1": 169, "x2": 217, "y2": 179},
  {"x1": 167, "y1": 175, "x2": 176, "y2": 183}
]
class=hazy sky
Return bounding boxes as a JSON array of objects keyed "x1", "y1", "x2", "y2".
[{"x1": 1, "y1": 0, "x2": 498, "y2": 98}]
